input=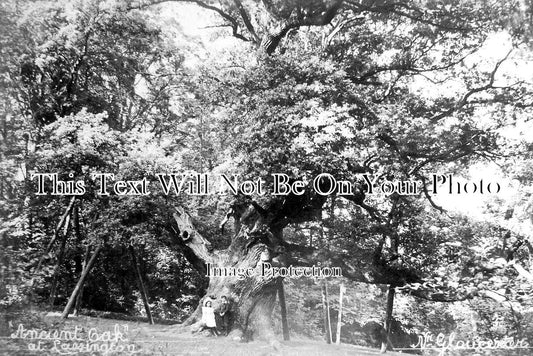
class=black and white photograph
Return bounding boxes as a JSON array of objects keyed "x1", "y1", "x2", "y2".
[{"x1": 1, "y1": 0, "x2": 533, "y2": 355}]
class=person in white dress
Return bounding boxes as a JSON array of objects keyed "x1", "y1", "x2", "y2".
[{"x1": 198, "y1": 298, "x2": 218, "y2": 335}]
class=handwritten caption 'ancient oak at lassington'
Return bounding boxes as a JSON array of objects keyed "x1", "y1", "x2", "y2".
[{"x1": 10, "y1": 323, "x2": 140, "y2": 354}]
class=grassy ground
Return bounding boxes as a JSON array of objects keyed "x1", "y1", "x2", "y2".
[{"x1": 1, "y1": 312, "x2": 409, "y2": 356}]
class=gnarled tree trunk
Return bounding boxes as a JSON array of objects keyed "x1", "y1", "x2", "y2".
[{"x1": 172, "y1": 204, "x2": 288, "y2": 340}]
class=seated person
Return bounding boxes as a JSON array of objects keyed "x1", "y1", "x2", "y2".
[{"x1": 198, "y1": 299, "x2": 218, "y2": 336}]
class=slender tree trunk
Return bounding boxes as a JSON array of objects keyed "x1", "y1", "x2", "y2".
[
  {"x1": 326, "y1": 281, "x2": 332, "y2": 343},
  {"x1": 46, "y1": 196, "x2": 76, "y2": 252},
  {"x1": 380, "y1": 285, "x2": 395, "y2": 353},
  {"x1": 73, "y1": 285, "x2": 84, "y2": 316},
  {"x1": 317, "y1": 197, "x2": 335, "y2": 314},
  {"x1": 73, "y1": 243, "x2": 90, "y2": 316},
  {"x1": 130, "y1": 246, "x2": 154, "y2": 324},
  {"x1": 321, "y1": 280, "x2": 332, "y2": 344},
  {"x1": 73, "y1": 205, "x2": 84, "y2": 316},
  {"x1": 61, "y1": 244, "x2": 102, "y2": 319},
  {"x1": 277, "y1": 279, "x2": 289, "y2": 341},
  {"x1": 36, "y1": 196, "x2": 76, "y2": 273},
  {"x1": 49, "y1": 213, "x2": 71, "y2": 308},
  {"x1": 335, "y1": 283, "x2": 345, "y2": 345}
]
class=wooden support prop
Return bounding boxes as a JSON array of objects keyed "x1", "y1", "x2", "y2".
[
  {"x1": 380, "y1": 285, "x2": 395, "y2": 353},
  {"x1": 61, "y1": 244, "x2": 102, "y2": 319},
  {"x1": 335, "y1": 283, "x2": 345, "y2": 345},
  {"x1": 278, "y1": 279, "x2": 289, "y2": 341},
  {"x1": 326, "y1": 281, "x2": 332, "y2": 344},
  {"x1": 74, "y1": 244, "x2": 89, "y2": 316},
  {"x1": 73, "y1": 205, "x2": 84, "y2": 316},
  {"x1": 130, "y1": 246, "x2": 154, "y2": 325},
  {"x1": 35, "y1": 196, "x2": 76, "y2": 274},
  {"x1": 48, "y1": 213, "x2": 71, "y2": 307},
  {"x1": 321, "y1": 280, "x2": 332, "y2": 344}
]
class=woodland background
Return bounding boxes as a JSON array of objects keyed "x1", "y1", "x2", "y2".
[{"x1": 1, "y1": 0, "x2": 533, "y2": 354}]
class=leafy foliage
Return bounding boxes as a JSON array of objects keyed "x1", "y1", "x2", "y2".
[{"x1": 1, "y1": 0, "x2": 533, "y2": 351}]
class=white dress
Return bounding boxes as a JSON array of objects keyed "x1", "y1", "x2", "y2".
[{"x1": 201, "y1": 306, "x2": 217, "y2": 328}]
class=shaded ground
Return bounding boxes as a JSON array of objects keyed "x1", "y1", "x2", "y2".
[{"x1": 1, "y1": 312, "x2": 409, "y2": 356}]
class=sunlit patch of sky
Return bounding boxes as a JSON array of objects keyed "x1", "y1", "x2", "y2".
[
  {"x1": 407, "y1": 31, "x2": 533, "y2": 225},
  {"x1": 150, "y1": 2, "x2": 242, "y2": 69},
  {"x1": 433, "y1": 161, "x2": 533, "y2": 237},
  {"x1": 409, "y1": 31, "x2": 532, "y2": 99},
  {"x1": 432, "y1": 162, "x2": 511, "y2": 215}
]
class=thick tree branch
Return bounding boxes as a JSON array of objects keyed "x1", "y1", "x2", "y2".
[
  {"x1": 189, "y1": 0, "x2": 251, "y2": 42},
  {"x1": 417, "y1": 175, "x2": 446, "y2": 214},
  {"x1": 431, "y1": 49, "x2": 513, "y2": 122},
  {"x1": 232, "y1": 0, "x2": 259, "y2": 42},
  {"x1": 402, "y1": 286, "x2": 473, "y2": 302},
  {"x1": 127, "y1": 0, "x2": 252, "y2": 42},
  {"x1": 345, "y1": 1, "x2": 476, "y2": 33},
  {"x1": 283, "y1": 242, "x2": 316, "y2": 254},
  {"x1": 171, "y1": 206, "x2": 214, "y2": 267},
  {"x1": 350, "y1": 45, "x2": 478, "y2": 85},
  {"x1": 260, "y1": 0, "x2": 344, "y2": 54}
]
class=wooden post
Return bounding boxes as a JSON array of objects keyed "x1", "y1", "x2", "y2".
[
  {"x1": 278, "y1": 279, "x2": 290, "y2": 341},
  {"x1": 380, "y1": 285, "x2": 395, "y2": 353},
  {"x1": 130, "y1": 246, "x2": 154, "y2": 325},
  {"x1": 326, "y1": 281, "x2": 332, "y2": 343},
  {"x1": 73, "y1": 282, "x2": 84, "y2": 316},
  {"x1": 74, "y1": 243, "x2": 89, "y2": 316},
  {"x1": 73, "y1": 205, "x2": 84, "y2": 316},
  {"x1": 335, "y1": 283, "x2": 345, "y2": 345},
  {"x1": 321, "y1": 280, "x2": 332, "y2": 344},
  {"x1": 48, "y1": 234, "x2": 68, "y2": 307},
  {"x1": 32, "y1": 196, "x2": 77, "y2": 300},
  {"x1": 49, "y1": 213, "x2": 71, "y2": 307},
  {"x1": 61, "y1": 244, "x2": 102, "y2": 319},
  {"x1": 36, "y1": 197, "x2": 76, "y2": 273}
]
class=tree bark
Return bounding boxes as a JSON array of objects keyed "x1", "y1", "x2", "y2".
[
  {"x1": 130, "y1": 246, "x2": 154, "y2": 325},
  {"x1": 173, "y1": 204, "x2": 292, "y2": 340},
  {"x1": 61, "y1": 244, "x2": 102, "y2": 319}
]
